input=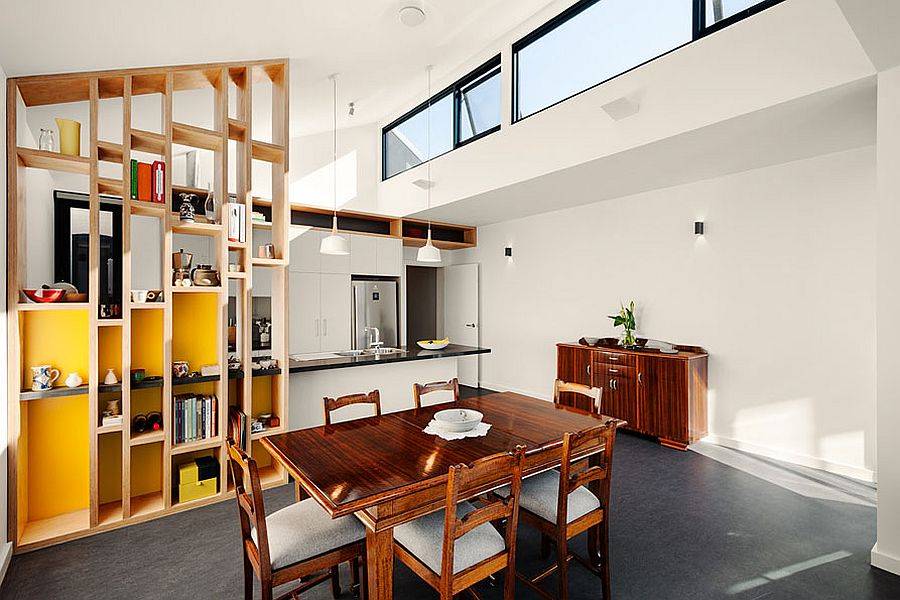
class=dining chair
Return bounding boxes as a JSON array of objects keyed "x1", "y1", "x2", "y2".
[
  {"x1": 553, "y1": 379, "x2": 603, "y2": 413},
  {"x1": 393, "y1": 446, "x2": 527, "y2": 600},
  {"x1": 226, "y1": 438, "x2": 367, "y2": 600},
  {"x1": 413, "y1": 377, "x2": 460, "y2": 409},
  {"x1": 323, "y1": 389, "x2": 381, "y2": 425},
  {"x1": 496, "y1": 420, "x2": 618, "y2": 600}
]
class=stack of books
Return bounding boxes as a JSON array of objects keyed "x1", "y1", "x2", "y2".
[
  {"x1": 173, "y1": 393, "x2": 218, "y2": 445},
  {"x1": 130, "y1": 159, "x2": 166, "y2": 203},
  {"x1": 226, "y1": 202, "x2": 247, "y2": 243},
  {"x1": 228, "y1": 407, "x2": 248, "y2": 450}
]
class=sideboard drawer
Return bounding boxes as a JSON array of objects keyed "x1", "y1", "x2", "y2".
[{"x1": 593, "y1": 350, "x2": 636, "y2": 367}]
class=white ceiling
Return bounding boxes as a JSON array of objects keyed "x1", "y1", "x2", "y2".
[{"x1": 0, "y1": 0, "x2": 554, "y2": 136}]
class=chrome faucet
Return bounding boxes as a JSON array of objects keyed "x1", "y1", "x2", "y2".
[{"x1": 364, "y1": 326, "x2": 382, "y2": 349}]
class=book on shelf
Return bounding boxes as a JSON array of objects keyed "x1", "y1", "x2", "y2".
[
  {"x1": 228, "y1": 407, "x2": 248, "y2": 451},
  {"x1": 173, "y1": 393, "x2": 218, "y2": 445},
  {"x1": 130, "y1": 159, "x2": 138, "y2": 199},
  {"x1": 137, "y1": 162, "x2": 152, "y2": 201},
  {"x1": 151, "y1": 160, "x2": 165, "y2": 203}
]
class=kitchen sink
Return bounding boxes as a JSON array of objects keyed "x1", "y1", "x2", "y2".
[
  {"x1": 366, "y1": 347, "x2": 404, "y2": 355},
  {"x1": 334, "y1": 350, "x2": 366, "y2": 357}
]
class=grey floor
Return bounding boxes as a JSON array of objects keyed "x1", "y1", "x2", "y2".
[{"x1": 3, "y1": 401, "x2": 900, "y2": 598}]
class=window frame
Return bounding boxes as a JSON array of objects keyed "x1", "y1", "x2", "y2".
[
  {"x1": 512, "y1": 0, "x2": 787, "y2": 124},
  {"x1": 382, "y1": 56, "x2": 501, "y2": 181}
]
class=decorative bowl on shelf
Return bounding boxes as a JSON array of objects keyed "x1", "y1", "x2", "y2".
[
  {"x1": 433, "y1": 409, "x2": 483, "y2": 433},
  {"x1": 583, "y1": 337, "x2": 600, "y2": 345},
  {"x1": 22, "y1": 289, "x2": 66, "y2": 303},
  {"x1": 417, "y1": 338, "x2": 450, "y2": 350}
]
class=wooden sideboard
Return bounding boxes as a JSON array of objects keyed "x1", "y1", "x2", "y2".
[{"x1": 557, "y1": 340, "x2": 708, "y2": 450}]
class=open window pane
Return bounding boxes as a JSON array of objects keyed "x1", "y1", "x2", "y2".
[
  {"x1": 458, "y1": 68, "x2": 501, "y2": 143},
  {"x1": 705, "y1": 0, "x2": 768, "y2": 24},
  {"x1": 383, "y1": 94, "x2": 453, "y2": 179},
  {"x1": 515, "y1": 0, "x2": 692, "y2": 120}
]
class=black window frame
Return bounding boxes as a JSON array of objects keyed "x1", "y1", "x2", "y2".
[
  {"x1": 382, "y1": 56, "x2": 501, "y2": 181},
  {"x1": 512, "y1": 0, "x2": 787, "y2": 124}
]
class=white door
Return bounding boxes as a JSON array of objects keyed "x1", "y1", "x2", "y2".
[
  {"x1": 290, "y1": 272, "x2": 321, "y2": 354},
  {"x1": 319, "y1": 273, "x2": 352, "y2": 352},
  {"x1": 375, "y1": 237, "x2": 403, "y2": 277},
  {"x1": 444, "y1": 263, "x2": 480, "y2": 387},
  {"x1": 350, "y1": 234, "x2": 377, "y2": 275}
]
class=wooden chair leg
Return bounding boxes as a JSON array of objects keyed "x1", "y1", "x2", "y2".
[
  {"x1": 243, "y1": 554, "x2": 255, "y2": 600},
  {"x1": 261, "y1": 579, "x2": 274, "y2": 600},
  {"x1": 361, "y1": 549, "x2": 369, "y2": 600},
  {"x1": 330, "y1": 565, "x2": 341, "y2": 598},
  {"x1": 556, "y1": 536, "x2": 569, "y2": 600},
  {"x1": 540, "y1": 533, "x2": 552, "y2": 559},
  {"x1": 599, "y1": 520, "x2": 611, "y2": 599},
  {"x1": 503, "y1": 550, "x2": 517, "y2": 600}
]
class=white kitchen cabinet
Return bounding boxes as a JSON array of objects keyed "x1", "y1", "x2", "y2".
[
  {"x1": 289, "y1": 227, "x2": 321, "y2": 273},
  {"x1": 350, "y1": 234, "x2": 377, "y2": 275},
  {"x1": 290, "y1": 271, "x2": 321, "y2": 354},
  {"x1": 319, "y1": 273, "x2": 352, "y2": 352},
  {"x1": 375, "y1": 237, "x2": 402, "y2": 277},
  {"x1": 289, "y1": 271, "x2": 351, "y2": 354},
  {"x1": 319, "y1": 231, "x2": 351, "y2": 274}
]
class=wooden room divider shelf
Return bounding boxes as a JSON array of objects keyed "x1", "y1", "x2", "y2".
[{"x1": 7, "y1": 59, "x2": 291, "y2": 553}]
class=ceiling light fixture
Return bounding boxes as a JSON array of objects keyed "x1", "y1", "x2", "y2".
[
  {"x1": 399, "y1": 5, "x2": 426, "y2": 27},
  {"x1": 417, "y1": 65, "x2": 441, "y2": 263},
  {"x1": 320, "y1": 74, "x2": 349, "y2": 256}
]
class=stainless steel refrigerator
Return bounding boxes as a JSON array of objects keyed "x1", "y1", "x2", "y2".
[{"x1": 351, "y1": 278, "x2": 399, "y2": 350}]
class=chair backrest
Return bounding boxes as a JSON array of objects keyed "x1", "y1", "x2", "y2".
[
  {"x1": 413, "y1": 378, "x2": 460, "y2": 409},
  {"x1": 439, "y1": 446, "x2": 526, "y2": 580},
  {"x1": 553, "y1": 379, "x2": 602, "y2": 413},
  {"x1": 323, "y1": 389, "x2": 382, "y2": 425},
  {"x1": 226, "y1": 437, "x2": 272, "y2": 575},
  {"x1": 556, "y1": 419, "x2": 618, "y2": 528}
]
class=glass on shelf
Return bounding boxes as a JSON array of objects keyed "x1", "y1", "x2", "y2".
[{"x1": 38, "y1": 128, "x2": 55, "y2": 152}]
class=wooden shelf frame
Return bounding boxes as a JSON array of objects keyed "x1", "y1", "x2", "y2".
[{"x1": 6, "y1": 58, "x2": 290, "y2": 554}]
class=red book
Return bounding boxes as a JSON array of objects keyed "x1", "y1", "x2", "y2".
[
  {"x1": 137, "y1": 162, "x2": 151, "y2": 202},
  {"x1": 151, "y1": 161, "x2": 165, "y2": 203}
]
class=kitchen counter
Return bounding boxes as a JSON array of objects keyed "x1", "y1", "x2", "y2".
[{"x1": 288, "y1": 344, "x2": 490, "y2": 373}]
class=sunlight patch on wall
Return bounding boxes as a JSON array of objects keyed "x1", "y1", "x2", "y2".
[{"x1": 291, "y1": 150, "x2": 358, "y2": 209}]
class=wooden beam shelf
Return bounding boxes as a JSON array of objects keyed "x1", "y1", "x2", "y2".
[
  {"x1": 251, "y1": 258, "x2": 286, "y2": 267},
  {"x1": 17, "y1": 148, "x2": 90, "y2": 174},
  {"x1": 7, "y1": 58, "x2": 291, "y2": 554},
  {"x1": 172, "y1": 122, "x2": 223, "y2": 151}
]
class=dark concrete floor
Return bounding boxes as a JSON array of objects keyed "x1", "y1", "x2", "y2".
[{"x1": 2, "y1": 403, "x2": 899, "y2": 599}]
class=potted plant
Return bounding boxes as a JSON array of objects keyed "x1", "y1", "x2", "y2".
[{"x1": 608, "y1": 300, "x2": 638, "y2": 348}]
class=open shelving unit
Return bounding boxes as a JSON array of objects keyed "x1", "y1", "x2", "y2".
[{"x1": 6, "y1": 59, "x2": 290, "y2": 553}]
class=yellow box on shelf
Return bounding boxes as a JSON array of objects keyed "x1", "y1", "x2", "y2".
[{"x1": 176, "y1": 456, "x2": 219, "y2": 503}]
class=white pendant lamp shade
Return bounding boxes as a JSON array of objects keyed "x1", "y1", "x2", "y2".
[
  {"x1": 321, "y1": 73, "x2": 348, "y2": 256},
  {"x1": 320, "y1": 215, "x2": 349, "y2": 255},
  {"x1": 417, "y1": 227, "x2": 441, "y2": 262},
  {"x1": 418, "y1": 65, "x2": 441, "y2": 263}
]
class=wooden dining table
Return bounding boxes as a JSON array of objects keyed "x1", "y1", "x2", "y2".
[{"x1": 262, "y1": 391, "x2": 618, "y2": 600}]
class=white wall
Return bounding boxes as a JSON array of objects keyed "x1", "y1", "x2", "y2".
[
  {"x1": 456, "y1": 146, "x2": 877, "y2": 480},
  {"x1": 873, "y1": 65, "x2": 900, "y2": 575},
  {"x1": 377, "y1": 0, "x2": 875, "y2": 218},
  {"x1": 1, "y1": 62, "x2": 12, "y2": 580}
]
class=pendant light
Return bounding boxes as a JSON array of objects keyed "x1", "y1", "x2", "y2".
[
  {"x1": 320, "y1": 73, "x2": 350, "y2": 255},
  {"x1": 417, "y1": 65, "x2": 441, "y2": 263}
]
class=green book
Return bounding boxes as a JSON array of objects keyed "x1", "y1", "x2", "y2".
[{"x1": 130, "y1": 159, "x2": 138, "y2": 199}]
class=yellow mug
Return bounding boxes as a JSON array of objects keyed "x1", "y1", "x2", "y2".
[{"x1": 55, "y1": 118, "x2": 81, "y2": 156}]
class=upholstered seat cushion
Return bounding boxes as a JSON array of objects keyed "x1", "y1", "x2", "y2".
[
  {"x1": 496, "y1": 469, "x2": 601, "y2": 524},
  {"x1": 393, "y1": 501, "x2": 506, "y2": 575},
  {"x1": 251, "y1": 498, "x2": 366, "y2": 570}
]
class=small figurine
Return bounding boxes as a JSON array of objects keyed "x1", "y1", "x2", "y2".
[{"x1": 179, "y1": 193, "x2": 197, "y2": 223}]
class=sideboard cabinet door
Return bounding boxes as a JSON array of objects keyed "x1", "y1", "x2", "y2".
[
  {"x1": 639, "y1": 357, "x2": 689, "y2": 447},
  {"x1": 556, "y1": 345, "x2": 592, "y2": 411}
]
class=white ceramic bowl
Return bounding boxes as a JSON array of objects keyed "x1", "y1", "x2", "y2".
[
  {"x1": 583, "y1": 336, "x2": 600, "y2": 345},
  {"x1": 433, "y1": 408, "x2": 483, "y2": 433},
  {"x1": 417, "y1": 339, "x2": 450, "y2": 350}
]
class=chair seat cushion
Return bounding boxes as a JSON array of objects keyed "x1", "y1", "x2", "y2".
[
  {"x1": 251, "y1": 498, "x2": 366, "y2": 570},
  {"x1": 393, "y1": 501, "x2": 506, "y2": 575},
  {"x1": 497, "y1": 469, "x2": 601, "y2": 524}
]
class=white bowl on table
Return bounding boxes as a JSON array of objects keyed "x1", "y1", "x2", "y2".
[
  {"x1": 417, "y1": 339, "x2": 450, "y2": 350},
  {"x1": 433, "y1": 408, "x2": 483, "y2": 433}
]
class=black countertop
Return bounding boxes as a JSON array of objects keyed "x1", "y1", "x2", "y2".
[{"x1": 288, "y1": 344, "x2": 490, "y2": 373}]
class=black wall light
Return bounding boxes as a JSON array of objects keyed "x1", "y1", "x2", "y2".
[
  {"x1": 504, "y1": 247, "x2": 513, "y2": 257},
  {"x1": 694, "y1": 221, "x2": 705, "y2": 235}
]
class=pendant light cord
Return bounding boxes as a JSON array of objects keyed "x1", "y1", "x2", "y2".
[
  {"x1": 333, "y1": 74, "x2": 338, "y2": 218},
  {"x1": 426, "y1": 66, "x2": 432, "y2": 228}
]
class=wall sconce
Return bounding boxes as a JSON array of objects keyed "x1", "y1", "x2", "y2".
[
  {"x1": 694, "y1": 221, "x2": 705, "y2": 235},
  {"x1": 504, "y1": 247, "x2": 513, "y2": 257}
]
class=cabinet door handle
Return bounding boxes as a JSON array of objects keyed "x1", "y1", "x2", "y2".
[
  {"x1": 638, "y1": 372, "x2": 643, "y2": 384},
  {"x1": 315, "y1": 319, "x2": 320, "y2": 337},
  {"x1": 587, "y1": 364, "x2": 591, "y2": 376},
  {"x1": 323, "y1": 318, "x2": 327, "y2": 336},
  {"x1": 608, "y1": 368, "x2": 619, "y2": 374}
]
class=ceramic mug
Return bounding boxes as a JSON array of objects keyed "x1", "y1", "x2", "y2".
[
  {"x1": 131, "y1": 290, "x2": 148, "y2": 303},
  {"x1": 31, "y1": 365, "x2": 60, "y2": 391}
]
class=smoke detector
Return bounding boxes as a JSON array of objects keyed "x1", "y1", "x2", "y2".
[{"x1": 399, "y1": 5, "x2": 426, "y2": 27}]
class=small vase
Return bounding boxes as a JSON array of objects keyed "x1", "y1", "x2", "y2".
[
  {"x1": 104, "y1": 368, "x2": 118, "y2": 385},
  {"x1": 620, "y1": 329, "x2": 637, "y2": 348},
  {"x1": 56, "y1": 118, "x2": 81, "y2": 156}
]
